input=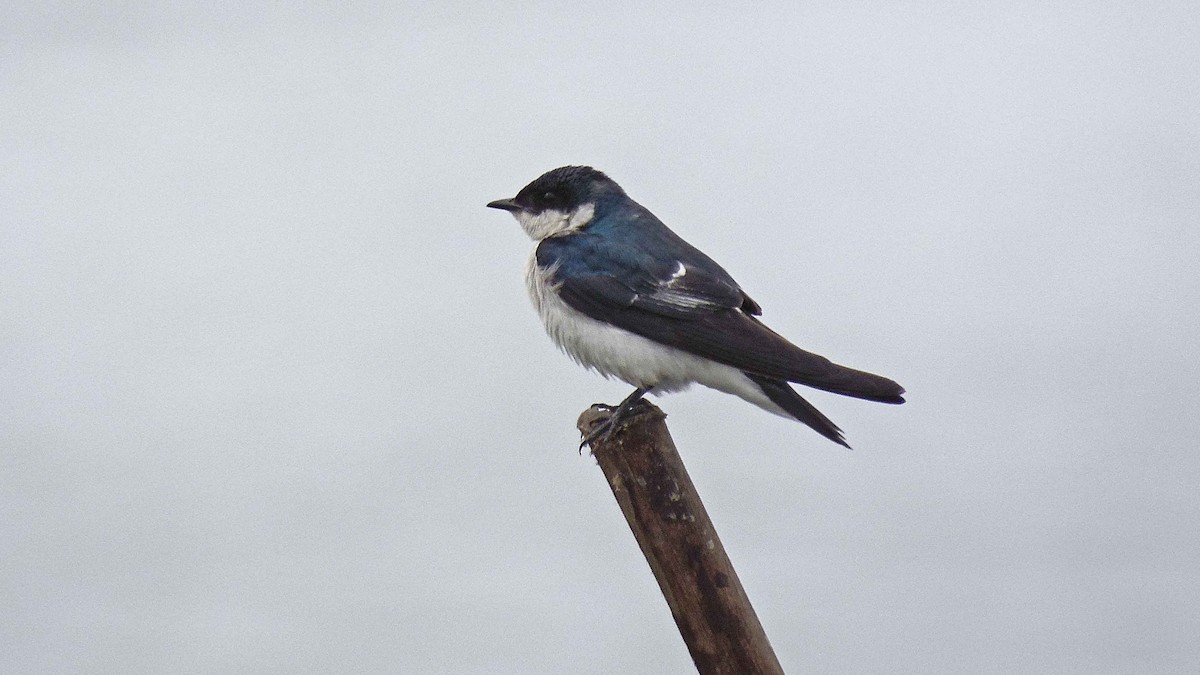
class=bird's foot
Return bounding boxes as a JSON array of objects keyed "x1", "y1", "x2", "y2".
[
  {"x1": 578, "y1": 398, "x2": 652, "y2": 452},
  {"x1": 579, "y1": 415, "x2": 617, "y2": 452}
]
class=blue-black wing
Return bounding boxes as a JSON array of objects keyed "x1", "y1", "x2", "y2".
[{"x1": 539, "y1": 240, "x2": 905, "y2": 404}]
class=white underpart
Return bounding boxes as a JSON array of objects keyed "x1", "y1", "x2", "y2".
[
  {"x1": 515, "y1": 203, "x2": 596, "y2": 241},
  {"x1": 525, "y1": 259, "x2": 790, "y2": 418}
]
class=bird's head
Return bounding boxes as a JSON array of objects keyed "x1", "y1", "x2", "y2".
[{"x1": 487, "y1": 166, "x2": 624, "y2": 241}]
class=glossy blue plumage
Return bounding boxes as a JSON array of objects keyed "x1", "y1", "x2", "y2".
[{"x1": 489, "y1": 165, "x2": 904, "y2": 447}]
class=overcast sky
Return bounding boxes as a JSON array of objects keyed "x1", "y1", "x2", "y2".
[{"x1": 3, "y1": 3, "x2": 1199, "y2": 673}]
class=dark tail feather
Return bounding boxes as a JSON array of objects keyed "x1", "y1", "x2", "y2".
[
  {"x1": 795, "y1": 361, "x2": 906, "y2": 405},
  {"x1": 746, "y1": 373, "x2": 851, "y2": 448}
]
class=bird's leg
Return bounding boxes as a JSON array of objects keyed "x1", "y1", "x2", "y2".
[{"x1": 581, "y1": 387, "x2": 649, "y2": 450}]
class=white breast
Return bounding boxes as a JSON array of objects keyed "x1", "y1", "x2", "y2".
[{"x1": 523, "y1": 254, "x2": 789, "y2": 418}]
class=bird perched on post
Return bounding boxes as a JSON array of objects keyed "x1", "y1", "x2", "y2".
[{"x1": 488, "y1": 166, "x2": 904, "y2": 448}]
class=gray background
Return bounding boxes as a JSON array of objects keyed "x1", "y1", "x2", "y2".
[{"x1": 3, "y1": 3, "x2": 1198, "y2": 673}]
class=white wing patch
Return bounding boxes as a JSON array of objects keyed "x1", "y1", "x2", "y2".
[{"x1": 655, "y1": 261, "x2": 721, "y2": 310}]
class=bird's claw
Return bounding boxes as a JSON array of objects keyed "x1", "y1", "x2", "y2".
[
  {"x1": 579, "y1": 397, "x2": 654, "y2": 452},
  {"x1": 579, "y1": 416, "x2": 617, "y2": 452}
]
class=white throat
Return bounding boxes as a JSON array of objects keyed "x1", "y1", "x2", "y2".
[{"x1": 515, "y1": 203, "x2": 595, "y2": 240}]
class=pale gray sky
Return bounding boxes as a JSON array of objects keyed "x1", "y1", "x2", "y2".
[{"x1": 3, "y1": 3, "x2": 1199, "y2": 673}]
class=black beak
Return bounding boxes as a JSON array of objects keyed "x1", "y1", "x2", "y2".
[{"x1": 486, "y1": 198, "x2": 523, "y2": 213}]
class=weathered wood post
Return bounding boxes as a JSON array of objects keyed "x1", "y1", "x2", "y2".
[{"x1": 579, "y1": 402, "x2": 784, "y2": 675}]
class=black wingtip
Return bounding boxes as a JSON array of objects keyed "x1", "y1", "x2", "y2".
[
  {"x1": 812, "y1": 370, "x2": 906, "y2": 405},
  {"x1": 746, "y1": 373, "x2": 852, "y2": 448}
]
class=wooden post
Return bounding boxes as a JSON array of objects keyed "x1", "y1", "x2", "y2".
[{"x1": 578, "y1": 402, "x2": 785, "y2": 675}]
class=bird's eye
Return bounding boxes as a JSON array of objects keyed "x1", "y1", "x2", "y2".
[{"x1": 542, "y1": 191, "x2": 557, "y2": 203}]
